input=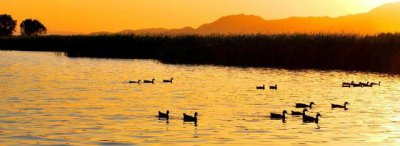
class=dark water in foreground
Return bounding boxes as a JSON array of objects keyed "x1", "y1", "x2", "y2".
[{"x1": 0, "y1": 51, "x2": 399, "y2": 145}]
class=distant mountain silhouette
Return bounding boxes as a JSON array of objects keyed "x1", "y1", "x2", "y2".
[
  {"x1": 88, "y1": 31, "x2": 113, "y2": 35},
  {"x1": 120, "y1": 28, "x2": 169, "y2": 34},
  {"x1": 90, "y1": 2, "x2": 400, "y2": 35},
  {"x1": 196, "y1": 14, "x2": 267, "y2": 34}
]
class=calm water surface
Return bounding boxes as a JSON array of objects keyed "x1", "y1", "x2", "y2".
[{"x1": 0, "y1": 51, "x2": 400, "y2": 145}]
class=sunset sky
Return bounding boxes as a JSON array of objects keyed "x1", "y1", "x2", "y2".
[{"x1": 1, "y1": 0, "x2": 399, "y2": 34}]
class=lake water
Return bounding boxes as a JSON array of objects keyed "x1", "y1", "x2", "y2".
[{"x1": 0, "y1": 51, "x2": 399, "y2": 145}]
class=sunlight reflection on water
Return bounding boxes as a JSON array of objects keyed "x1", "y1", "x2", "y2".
[{"x1": 0, "y1": 51, "x2": 399, "y2": 145}]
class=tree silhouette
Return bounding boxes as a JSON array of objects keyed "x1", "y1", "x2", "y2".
[
  {"x1": 20, "y1": 19, "x2": 47, "y2": 36},
  {"x1": 0, "y1": 14, "x2": 17, "y2": 36}
]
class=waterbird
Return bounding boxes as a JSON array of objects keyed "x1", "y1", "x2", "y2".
[
  {"x1": 331, "y1": 102, "x2": 349, "y2": 110},
  {"x1": 360, "y1": 82, "x2": 370, "y2": 87},
  {"x1": 363, "y1": 83, "x2": 373, "y2": 87},
  {"x1": 163, "y1": 78, "x2": 173, "y2": 83},
  {"x1": 291, "y1": 109, "x2": 308, "y2": 116},
  {"x1": 352, "y1": 82, "x2": 362, "y2": 87},
  {"x1": 256, "y1": 84, "x2": 265, "y2": 90},
  {"x1": 183, "y1": 112, "x2": 198, "y2": 123},
  {"x1": 303, "y1": 112, "x2": 322, "y2": 124},
  {"x1": 158, "y1": 110, "x2": 169, "y2": 119},
  {"x1": 269, "y1": 84, "x2": 278, "y2": 90},
  {"x1": 371, "y1": 81, "x2": 381, "y2": 86},
  {"x1": 342, "y1": 82, "x2": 351, "y2": 87},
  {"x1": 270, "y1": 110, "x2": 288, "y2": 120},
  {"x1": 144, "y1": 79, "x2": 155, "y2": 83},
  {"x1": 129, "y1": 80, "x2": 141, "y2": 84},
  {"x1": 296, "y1": 102, "x2": 315, "y2": 109}
]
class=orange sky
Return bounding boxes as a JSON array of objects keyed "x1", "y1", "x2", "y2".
[{"x1": 0, "y1": 0, "x2": 399, "y2": 34}]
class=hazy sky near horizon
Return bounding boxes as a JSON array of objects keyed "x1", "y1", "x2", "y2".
[{"x1": 1, "y1": 0, "x2": 399, "y2": 34}]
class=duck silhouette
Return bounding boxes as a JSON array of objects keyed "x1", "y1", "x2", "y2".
[
  {"x1": 303, "y1": 112, "x2": 322, "y2": 124},
  {"x1": 163, "y1": 78, "x2": 173, "y2": 83},
  {"x1": 342, "y1": 82, "x2": 351, "y2": 87},
  {"x1": 270, "y1": 110, "x2": 288, "y2": 119},
  {"x1": 371, "y1": 81, "x2": 381, "y2": 86},
  {"x1": 331, "y1": 102, "x2": 349, "y2": 110},
  {"x1": 352, "y1": 82, "x2": 362, "y2": 87},
  {"x1": 129, "y1": 80, "x2": 141, "y2": 84},
  {"x1": 269, "y1": 84, "x2": 278, "y2": 90},
  {"x1": 291, "y1": 109, "x2": 308, "y2": 116},
  {"x1": 183, "y1": 112, "x2": 198, "y2": 123},
  {"x1": 364, "y1": 83, "x2": 373, "y2": 87},
  {"x1": 296, "y1": 102, "x2": 315, "y2": 109},
  {"x1": 158, "y1": 110, "x2": 169, "y2": 119},
  {"x1": 256, "y1": 84, "x2": 265, "y2": 90},
  {"x1": 144, "y1": 79, "x2": 155, "y2": 83}
]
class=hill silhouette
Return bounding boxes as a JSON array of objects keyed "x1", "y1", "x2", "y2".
[{"x1": 91, "y1": 2, "x2": 400, "y2": 35}]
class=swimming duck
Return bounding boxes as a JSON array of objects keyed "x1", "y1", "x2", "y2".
[
  {"x1": 129, "y1": 80, "x2": 141, "y2": 84},
  {"x1": 158, "y1": 110, "x2": 169, "y2": 119},
  {"x1": 371, "y1": 81, "x2": 381, "y2": 86},
  {"x1": 256, "y1": 84, "x2": 265, "y2": 90},
  {"x1": 291, "y1": 109, "x2": 308, "y2": 116},
  {"x1": 183, "y1": 112, "x2": 198, "y2": 123},
  {"x1": 144, "y1": 79, "x2": 155, "y2": 83},
  {"x1": 331, "y1": 102, "x2": 349, "y2": 110},
  {"x1": 364, "y1": 83, "x2": 373, "y2": 87},
  {"x1": 342, "y1": 82, "x2": 351, "y2": 87},
  {"x1": 269, "y1": 84, "x2": 278, "y2": 90},
  {"x1": 303, "y1": 112, "x2": 322, "y2": 124},
  {"x1": 295, "y1": 102, "x2": 315, "y2": 109},
  {"x1": 163, "y1": 78, "x2": 173, "y2": 83},
  {"x1": 360, "y1": 82, "x2": 374, "y2": 87},
  {"x1": 270, "y1": 110, "x2": 288, "y2": 120},
  {"x1": 352, "y1": 82, "x2": 362, "y2": 87}
]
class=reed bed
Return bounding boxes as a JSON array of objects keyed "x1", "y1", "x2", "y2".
[{"x1": 1, "y1": 33, "x2": 400, "y2": 73}]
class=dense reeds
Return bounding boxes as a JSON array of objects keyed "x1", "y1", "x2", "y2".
[{"x1": 1, "y1": 33, "x2": 400, "y2": 73}]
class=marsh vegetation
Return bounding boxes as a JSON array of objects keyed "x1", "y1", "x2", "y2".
[{"x1": 1, "y1": 33, "x2": 400, "y2": 73}]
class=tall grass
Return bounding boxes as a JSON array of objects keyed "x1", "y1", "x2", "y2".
[{"x1": 1, "y1": 33, "x2": 400, "y2": 73}]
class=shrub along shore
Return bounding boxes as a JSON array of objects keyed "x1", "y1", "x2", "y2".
[{"x1": 1, "y1": 33, "x2": 400, "y2": 73}]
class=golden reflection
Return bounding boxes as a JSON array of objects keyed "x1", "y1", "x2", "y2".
[{"x1": 0, "y1": 51, "x2": 399, "y2": 145}]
